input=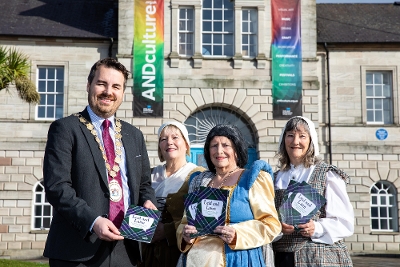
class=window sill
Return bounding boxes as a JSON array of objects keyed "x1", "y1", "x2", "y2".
[
  {"x1": 370, "y1": 231, "x2": 399, "y2": 235},
  {"x1": 30, "y1": 229, "x2": 50, "y2": 234}
]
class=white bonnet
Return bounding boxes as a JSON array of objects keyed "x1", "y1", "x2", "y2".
[
  {"x1": 157, "y1": 121, "x2": 190, "y2": 146},
  {"x1": 278, "y1": 116, "x2": 319, "y2": 157}
]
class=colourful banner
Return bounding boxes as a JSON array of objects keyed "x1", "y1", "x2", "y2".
[
  {"x1": 271, "y1": 0, "x2": 302, "y2": 119},
  {"x1": 133, "y1": 0, "x2": 164, "y2": 117}
]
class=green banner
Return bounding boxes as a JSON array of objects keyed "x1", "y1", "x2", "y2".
[{"x1": 133, "y1": 0, "x2": 164, "y2": 117}]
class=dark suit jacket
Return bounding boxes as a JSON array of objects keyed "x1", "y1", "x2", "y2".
[{"x1": 43, "y1": 108, "x2": 155, "y2": 262}]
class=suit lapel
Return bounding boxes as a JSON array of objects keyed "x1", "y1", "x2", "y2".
[{"x1": 79, "y1": 109, "x2": 109, "y2": 187}]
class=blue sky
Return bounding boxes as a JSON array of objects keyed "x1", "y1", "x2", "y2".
[{"x1": 317, "y1": 0, "x2": 394, "y2": 3}]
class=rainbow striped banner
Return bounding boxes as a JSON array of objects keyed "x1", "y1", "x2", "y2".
[
  {"x1": 133, "y1": 0, "x2": 164, "y2": 117},
  {"x1": 271, "y1": 0, "x2": 302, "y2": 119}
]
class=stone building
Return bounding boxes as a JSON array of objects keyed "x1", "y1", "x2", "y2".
[{"x1": 0, "y1": 0, "x2": 398, "y2": 260}]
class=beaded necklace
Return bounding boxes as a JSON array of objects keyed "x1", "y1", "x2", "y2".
[{"x1": 209, "y1": 166, "x2": 239, "y2": 189}]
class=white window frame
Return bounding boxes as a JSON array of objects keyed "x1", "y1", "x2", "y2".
[
  {"x1": 35, "y1": 66, "x2": 65, "y2": 120},
  {"x1": 31, "y1": 61, "x2": 68, "y2": 121},
  {"x1": 178, "y1": 7, "x2": 195, "y2": 56},
  {"x1": 370, "y1": 181, "x2": 398, "y2": 232},
  {"x1": 31, "y1": 180, "x2": 53, "y2": 230},
  {"x1": 241, "y1": 8, "x2": 258, "y2": 58},
  {"x1": 361, "y1": 66, "x2": 398, "y2": 125},
  {"x1": 202, "y1": 0, "x2": 235, "y2": 57}
]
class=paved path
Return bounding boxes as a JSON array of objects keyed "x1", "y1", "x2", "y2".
[
  {"x1": 352, "y1": 256, "x2": 399, "y2": 267},
  {"x1": 25, "y1": 255, "x2": 400, "y2": 266}
]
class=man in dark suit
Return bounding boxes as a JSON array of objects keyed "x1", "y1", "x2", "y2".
[{"x1": 43, "y1": 58, "x2": 156, "y2": 266}]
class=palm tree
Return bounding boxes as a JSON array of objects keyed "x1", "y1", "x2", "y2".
[{"x1": 0, "y1": 46, "x2": 40, "y2": 103}]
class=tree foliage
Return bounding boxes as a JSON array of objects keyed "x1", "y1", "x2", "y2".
[{"x1": 0, "y1": 46, "x2": 40, "y2": 103}]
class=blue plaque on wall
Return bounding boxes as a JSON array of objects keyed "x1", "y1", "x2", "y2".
[{"x1": 375, "y1": 128, "x2": 388, "y2": 140}]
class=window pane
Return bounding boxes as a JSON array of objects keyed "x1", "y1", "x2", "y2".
[
  {"x1": 225, "y1": 44, "x2": 233, "y2": 56},
  {"x1": 44, "y1": 206, "x2": 51, "y2": 216},
  {"x1": 374, "y1": 73, "x2": 382, "y2": 84},
  {"x1": 47, "y1": 107, "x2": 55, "y2": 118},
  {"x1": 187, "y1": 20, "x2": 194, "y2": 31},
  {"x1": 203, "y1": 21, "x2": 212, "y2": 31},
  {"x1": 375, "y1": 110, "x2": 382, "y2": 122},
  {"x1": 375, "y1": 85, "x2": 382, "y2": 96},
  {"x1": 380, "y1": 207, "x2": 387, "y2": 217},
  {"x1": 375, "y1": 99, "x2": 382, "y2": 109},
  {"x1": 38, "y1": 68, "x2": 46, "y2": 79},
  {"x1": 380, "y1": 196, "x2": 386, "y2": 205},
  {"x1": 38, "y1": 106, "x2": 45, "y2": 117},
  {"x1": 48, "y1": 68, "x2": 55, "y2": 79},
  {"x1": 215, "y1": 0, "x2": 222, "y2": 7},
  {"x1": 371, "y1": 195, "x2": 377, "y2": 204},
  {"x1": 35, "y1": 218, "x2": 41, "y2": 228},
  {"x1": 225, "y1": 34, "x2": 233, "y2": 45},
  {"x1": 214, "y1": 45, "x2": 222, "y2": 55},
  {"x1": 366, "y1": 72, "x2": 373, "y2": 84},
  {"x1": 38, "y1": 81, "x2": 46, "y2": 92},
  {"x1": 380, "y1": 219, "x2": 388, "y2": 229},
  {"x1": 43, "y1": 218, "x2": 51, "y2": 228},
  {"x1": 366, "y1": 99, "x2": 373, "y2": 109},
  {"x1": 383, "y1": 85, "x2": 391, "y2": 97},
  {"x1": 214, "y1": 34, "x2": 222, "y2": 44},
  {"x1": 242, "y1": 35, "x2": 248, "y2": 44},
  {"x1": 48, "y1": 81, "x2": 55, "y2": 92},
  {"x1": 56, "y1": 107, "x2": 63, "y2": 119},
  {"x1": 250, "y1": 35, "x2": 257, "y2": 46},
  {"x1": 35, "y1": 206, "x2": 42, "y2": 215},
  {"x1": 214, "y1": 10, "x2": 222, "y2": 20},
  {"x1": 242, "y1": 10, "x2": 249, "y2": 20},
  {"x1": 203, "y1": 0, "x2": 212, "y2": 8},
  {"x1": 203, "y1": 46, "x2": 211, "y2": 55},
  {"x1": 371, "y1": 219, "x2": 378, "y2": 229},
  {"x1": 39, "y1": 95, "x2": 45, "y2": 106},
  {"x1": 224, "y1": 10, "x2": 233, "y2": 20},
  {"x1": 214, "y1": 22, "x2": 222, "y2": 31},
  {"x1": 250, "y1": 20, "x2": 257, "y2": 33},
  {"x1": 371, "y1": 207, "x2": 378, "y2": 216},
  {"x1": 56, "y1": 81, "x2": 63, "y2": 92},
  {"x1": 56, "y1": 68, "x2": 64, "y2": 79},
  {"x1": 203, "y1": 10, "x2": 212, "y2": 20},
  {"x1": 389, "y1": 195, "x2": 394, "y2": 205},
  {"x1": 225, "y1": 21, "x2": 233, "y2": 32},
  {"x1": 203, "y1": 34, "x2": 212, "y2": 43},
  {"x1": 47, "y1": 95, "x2": 55, "y2": 105},
  {"x1": 366, "y1": 85, "x2": 373, "y2": 96}
]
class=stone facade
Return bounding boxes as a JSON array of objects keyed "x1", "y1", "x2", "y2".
[{"x1": 0, "y1": 0, "x2": 399, "y2": 260}]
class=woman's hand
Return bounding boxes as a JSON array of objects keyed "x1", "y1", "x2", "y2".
[
  {"x1": 281, "y1": 222, "x2": 295, "y2": 235},
  {"x1": 298, "y1": 220, "x2": 315, "y2": 238},
  {"x1": 214, "y1": 225, "x2": 236, "y2": 244},
  {"x1": 182, "y1": 225, "x2": 197, "y2": 244}
]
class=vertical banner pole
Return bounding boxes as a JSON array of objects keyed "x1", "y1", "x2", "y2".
[
  {"x1": 133, "y1": 0, "x2": 164, "y2": 117},
  {"x1": 271, "y1": 0, "x2": 302, "y2": 119}
]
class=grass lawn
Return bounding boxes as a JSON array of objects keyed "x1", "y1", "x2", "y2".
[{"x1": 0, "y1": 259, "x2": 49, "y2": 267}]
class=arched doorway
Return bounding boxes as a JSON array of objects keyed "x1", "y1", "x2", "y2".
[{"x1": 184, "y1": 106, "x2": 257, "y2": 169}]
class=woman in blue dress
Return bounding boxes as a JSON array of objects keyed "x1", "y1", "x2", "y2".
[{"x1": 176, "y1": 124, "x2": 281, "y2": 267}]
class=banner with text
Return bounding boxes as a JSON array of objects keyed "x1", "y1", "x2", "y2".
[
  {"x1": 271, "y1": 0, "x2": 302, "y2": 119},
  {"x1": 133, "y1": 0, "x2": 164, "y2": 117}
]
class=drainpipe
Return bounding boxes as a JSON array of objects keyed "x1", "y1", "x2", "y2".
[
  {"x1": 108, "y1": 38, "x2": 114, "y2": 58},
  {"x1": 323, "y1": 43, "x2": 332, "y2": 165}
]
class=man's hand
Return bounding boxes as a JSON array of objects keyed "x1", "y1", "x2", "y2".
[
  {"x1": 143, "y1": 200, "x2": 157, "y2": 210},
  {"x1": 92, "y1": 217, "x2": 124, "y2": 241}
]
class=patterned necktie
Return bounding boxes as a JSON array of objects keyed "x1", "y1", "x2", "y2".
[{"x1": 102, "y1": 119, "x2": 124, "y2": 228}]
